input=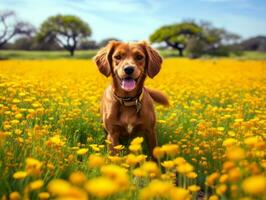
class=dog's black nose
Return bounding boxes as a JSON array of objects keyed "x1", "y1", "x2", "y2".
[{"x1": 124, "y1": 66, "x2": 134, "y2": 75}]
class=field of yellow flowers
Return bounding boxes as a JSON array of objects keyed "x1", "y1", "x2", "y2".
[{"x1": 0, "y1": 58, "x2": 265, "y2": 200}]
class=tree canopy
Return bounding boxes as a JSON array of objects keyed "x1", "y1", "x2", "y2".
[
  {"x1": 37, "y1": 14, "x2": 91, "y2": 56},
  {"x1": 150, "y1": 22, "x2": 202, "y2": 56},
  {"x1": 150, "y1": 21, "x2": 241, "y2": 57}
]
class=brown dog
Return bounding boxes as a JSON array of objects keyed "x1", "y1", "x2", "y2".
[{"x1": 94, "y1": 41, "x2": 169, "y2": 158}]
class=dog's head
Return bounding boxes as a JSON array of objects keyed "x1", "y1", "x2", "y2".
[{"x1": 94, "y1": 41, "x2": 162, "y2": 92}]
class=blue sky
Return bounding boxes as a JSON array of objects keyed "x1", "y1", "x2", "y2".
[{"x1": 1, "y1": 0, "x2": 266, "y2": 41}]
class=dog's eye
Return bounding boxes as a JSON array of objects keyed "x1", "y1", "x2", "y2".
[
  {"x1": 136, "y1": 54, "x2": 143, "y2": 61},
  {"x1": 114, "y1": 55, "x2": 122, "y2": 60}
]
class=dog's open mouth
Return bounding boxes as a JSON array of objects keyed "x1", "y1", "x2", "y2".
[{"x1": 121, "y1": 77, "x2": 136, "y2": 91}]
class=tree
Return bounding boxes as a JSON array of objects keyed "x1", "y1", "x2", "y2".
[
  {"x1": 199, "y1": 21, "x2": 240, "y2": 52},
  {"x1": 0, "y1": 10, "x2": 35, "y2": 48},
  {"x1": 150, "y1": 22, "x2": 202, "y2": 56},
  {"x1": 186, "y1": 21, "x2": 241, "y2": 57},
  {"x1": 78, "y1": 39, "x2": 98, "y2": 50},
  {"x1": 12, "y1": 36, "x2": 34, "y2": 50},
  {"x1": 37, "y1": 14, "x2": 91, "y2": 56}
]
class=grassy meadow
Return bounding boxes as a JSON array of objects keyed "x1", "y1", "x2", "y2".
[
  {"x1": 0, "y1": 58, "x2": 265, "y2": 199},
  {"x1": 1, "y1": 50, "x2": 266, "y2": 60}
]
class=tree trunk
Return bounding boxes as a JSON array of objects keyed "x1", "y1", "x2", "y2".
[
  {"x1": 165, "y1": 40, "x2": 184, "y2": 57},
  {"x1": 70, "y1": 49, "x2": 74, "y2": 56},
  {"x1": 177, "y1": 47, "x2": 184, "y2": 57}
]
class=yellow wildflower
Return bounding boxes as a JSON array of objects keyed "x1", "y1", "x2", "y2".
[
  {"x1": 85, "y1": 177, "x2": 118, "y2": 198},
  {"x1": 242, "y1": 175, "x2": 266, "y2": 195},
  {"x1": 140, "y1": 180, "x2": 174, "y2": 200},
  {"x1": 13, "y1": 171, "x2": 27, "y2": 179},
  {"x1": 162, "y1": 144, "x2": 179, "y2": 156},
  {"x1": 88, "y1": 154, "x2": 105, "y2": 168},
  {"x1": 188, "y1": 185, "x2": 200, "y2": 192},
  {"x1": 226, "y1": 147, "x2": 245, "y2": 161},
  {"x1": 170, "y1": 187, "x2": 190, "y2": 200},
  {"x1": 29, "y1": 179, "x2": 44, "y2": 190},
  {"x1": 77, "y1": 148, "x2": 88, "y2": 155},
  {"x1": 153, "y1": 146, "x2": 165, "y2": 159},
  {"x1": 9, "y1": 191, "x2": 21, "y2": 200},
  {"x1": 69, "y1": 171, "x2": 87, "y2": 185},
  {"x1": 101, "y1": 164, "x2": 129, "y2": 189},
  {"x1": 38, "y1": 192, "x2": 50, "y2": 199},
  {"x1": 216, "y1": 184, "x2": 227, "y2": 195}
]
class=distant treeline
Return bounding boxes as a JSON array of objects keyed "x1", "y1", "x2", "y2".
[
  {"x1": 1, "y1": 37, "x2": 117, "y2": 51},
  {"x1": 0, "y1": 10, "x2": 265, "y2": 57}
]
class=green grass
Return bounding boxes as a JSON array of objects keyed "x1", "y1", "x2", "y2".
[
  {"x1": 231, "y1": 51, "x2": 266, "y2": 59},
  {"x1": 0, "y1": 50, "x2": 97, "y2": 60},
  {"x1": 1, "y1": 49, "x2": 266, "y2": 60}
]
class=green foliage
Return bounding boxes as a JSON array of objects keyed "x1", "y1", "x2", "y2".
[
  {"x1": 150, "y1": 22, "x2": 202, "y2": 56},
  {"x1": 150, "y1": 22, "x2": 202, "y2": 45},
  {"x1": 150, "y1": 21, "x2": 241, "y2": 58},
  {"x1": 37, "y1": 15, "x2": 91, "y2": 56}
]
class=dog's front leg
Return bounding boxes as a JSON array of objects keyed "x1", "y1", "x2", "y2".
[{"x1": 107, "y1": 132, "x2": 119, "y2": 155}]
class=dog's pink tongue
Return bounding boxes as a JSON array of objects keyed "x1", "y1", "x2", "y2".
[{"x1": 122, "y1": 79, "x2": 136, "y2": 91}]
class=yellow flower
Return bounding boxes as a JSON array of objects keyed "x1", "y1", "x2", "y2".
[
  {"x1": 206, "y1": 172, "x2": 220, "y2": 186},
  {"x1": 108, "y1": 155, "x2": 122, "y2": 163},
  {"x1": 219, "y1": 174, "x2": 228, "y2": 183},
  {"x1": 101, "y1": 164, "x2": 129, "y2": 189},
  {"x1": 69, "y1": 171, "x2": 87, "y2": 185},
  {"x1": 153, "y1": 146, "x2": 165, "y2": 159},
  {"x1": 127, "y1": 154, "x2": 139, "y2": 166},
  {"x1": 222, "y1": 138, "x2": 237, "y2": 148},
  {"x1": 113, "y1": 144, "x2": 124, "y2": 150},
  {"x1": 228, "y1": 167, "x2": 241, "y2": 182},
  {"x1": 88, "y1": 154, "x2": 105, "y2": 168},
  {"x1": 89, "y1": 144, "x2": 100, "y2": 152},
  {"x1": 173, "y1": 157, "x2": 186, "y2": 166},
  {"x1": 13, "y1": 171, "x2": 27, "y2": 179},
  {"x1": 77, "y1": 148, "x2": 88, "y2": 155},
  {"x1": 170, "y1": 187, "x2": 190, "y2": 200},
  {"x1": 131, "y1": 137, "x2": 144, "y2": 144},
  {"x1": 186, "y1": 172, "x2": 198, "y2": 179},
  {"x1": 141, "y1": 161, "x2": 160, "y2": 178},
  {"x1": 48, "y1": 179, "x2": 71, "y2": 196},
  {"x1": 140, "y1": 180, "x2": 174, "y2": 200},
  {"x1": 15, "y1": 113, "x2": 23, "y2": 119},
  {"x1": 38, "y1": 192, "x2": 50, "y2": 199},
  {"x1": 133, "y1": 168, "x2": 147, "y2": 177},
  {"x1": 46, "y1": 135, "x2": 65, "y2": 147},
  {"x1": 26, "y1": 158, "x2": 42, "y2": 175},
  {"x1": 29, "y1": 179, "x2": 44, "y2": 190},
  {"x1": 244, "y1": 136, "x2": 260, "y2": 147},
  {"x1": 9, "y1": 191, "x2": 21, "y2": 200},
  {"x1": 161, "y1": 160, "x2": 175, "y2": 169},
  {"x1": 162, "y1": 144, "x2": 179, "y2": 156},
  {"x1": 222, "y1": 161, "x2": 235, "y2": 171},
  {"x1": 85, "y1": 177, "x2": 118, "y2": 198},
  {"x1": 129, "y1": 144, "x2": 142, "y2": 153},
  {"x1": 209, "y1": 195, "x2": 219, "y2": 200},
  {"x1": 188, "y1": 185, "x2": 200, "y2": 192},
  {"x1": 216, "y1": 184, "x2": 227, "y2": 195},
  {"x1": 226, "y1": 147, "x2": 245, "y2": 161},
  {"x1": 242, "y1": 175, "x2": 266, "y2": 195},
  {"x1": 176, "y1": 163, "x2": 194, "y2": 174}
]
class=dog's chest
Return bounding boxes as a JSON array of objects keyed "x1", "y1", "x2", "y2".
[{"x1": 119, "y1": 109, "x2": 141, "y2": 134}]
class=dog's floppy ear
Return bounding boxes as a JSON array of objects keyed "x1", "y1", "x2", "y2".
[
  {"x1": 141, "y1": 41, "x2": 163, "y2": 78},
  {"x1": 94, "y1": 41, "x2": 118, "y2": 77}
]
